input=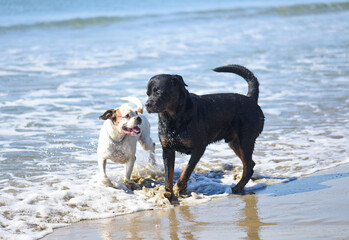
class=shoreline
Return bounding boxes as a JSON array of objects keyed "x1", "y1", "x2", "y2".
[{"x1": 42, "y1": 164, "x2": 349, "y2": 239}]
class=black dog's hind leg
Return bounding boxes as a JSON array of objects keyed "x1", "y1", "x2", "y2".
[
  {"x1": 176, "y1": 147, "x2": 206, "y2": 193},
  {"x1": 228, "y1": 137, "x2": 256, "y2": 194}
]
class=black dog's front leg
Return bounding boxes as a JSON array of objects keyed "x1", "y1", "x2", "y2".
[
  {"x1": 162, "y1": 147, "x2": 175, "y2": 194},
  {"x1": 176, "y1": 147, "x2": 206, "y2": 193}
]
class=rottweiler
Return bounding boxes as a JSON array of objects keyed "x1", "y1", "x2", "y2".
[{"x1": 146, "y1": 64, "x2": 264, "y2": 199}]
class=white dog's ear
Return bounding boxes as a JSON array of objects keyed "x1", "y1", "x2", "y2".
[
  {"x1": 99, "y1": 108, "x2": 120, "y2": 122},
  {"x1": 99, "y1": 109, "x2": 115, "y2": 120},
  {"x1": 137, "y1": 107, "x2": 143, "y2": 114}
]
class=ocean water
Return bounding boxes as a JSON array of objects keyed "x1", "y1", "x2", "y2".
[{"x1": 1, "y1": 0, "x2": 349, "y2": 239}]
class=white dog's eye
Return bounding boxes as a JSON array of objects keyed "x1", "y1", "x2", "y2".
[{"x1": 125, "y1": 114, "x2": 131, "y2": 119}]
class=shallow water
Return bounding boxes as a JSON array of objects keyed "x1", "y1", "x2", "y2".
[{"x1": 1, "y1": 0, "x2": 349, "y2": 239}]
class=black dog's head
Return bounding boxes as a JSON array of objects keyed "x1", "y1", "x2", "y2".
[{"x1": 146, "y1": 74, "x2": 188, "y2": 114}]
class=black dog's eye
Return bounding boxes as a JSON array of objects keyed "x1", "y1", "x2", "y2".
[{"x1": 153, "y1": 87, "x2": 161, "y2": 95}]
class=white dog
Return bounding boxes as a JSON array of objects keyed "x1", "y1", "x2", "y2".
[{"x1": 97, "y1": 97, "x2": 155, "y2": 187}]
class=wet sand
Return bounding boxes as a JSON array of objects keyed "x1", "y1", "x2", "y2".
[{"x1": 42, "y1": 164, "x2": 349, "y2": 240}]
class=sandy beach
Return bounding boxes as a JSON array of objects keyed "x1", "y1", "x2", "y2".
[{"x1": 42, "y1": 164, "x2": 349, "y2": 240}]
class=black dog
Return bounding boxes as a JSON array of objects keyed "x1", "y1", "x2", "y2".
[{"x1": 146, "y1": 64, "x2": 264, "y2": 198}]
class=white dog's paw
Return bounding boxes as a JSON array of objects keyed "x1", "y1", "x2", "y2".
[
  {"x1": 101, "y1": 178, "x2": 113, "y2": 187},
  {"x1": 101, "y1": 178, "x2": 134, "y2": 193}
]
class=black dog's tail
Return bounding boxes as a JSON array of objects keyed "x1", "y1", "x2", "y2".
[{"x1": 213, "y1": 64, "x2": 259, "y2": 103}]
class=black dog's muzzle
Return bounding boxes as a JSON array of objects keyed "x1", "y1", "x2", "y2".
[{"x1": 145, "y1": 100, "x2": 154, "y2": 113}]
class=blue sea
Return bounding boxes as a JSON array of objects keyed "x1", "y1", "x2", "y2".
[{"x1": 1, "y1": 0, "x2": 349, "y2": 239}]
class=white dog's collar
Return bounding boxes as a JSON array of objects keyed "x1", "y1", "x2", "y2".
[{"x1": 106, "y1": 129, "x2": 127, "y2": 146}]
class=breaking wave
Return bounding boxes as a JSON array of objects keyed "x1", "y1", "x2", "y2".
[{"x1": 1, "y1": 1, "x2": 348, "y2": 32}]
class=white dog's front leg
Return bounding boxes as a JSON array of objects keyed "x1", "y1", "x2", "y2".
[
  {"x1": 139, "y1": 136, "x2": 156, "y2": 166},
  {"x1": 98, "y1": 157, "x2": 112, "y2": 186},
  {"x1": 125, "y1": 157, "x2": 136, "y2": 181},
  {"x1": 148, "y1": 143, "x2": 156, "y2": 166}
]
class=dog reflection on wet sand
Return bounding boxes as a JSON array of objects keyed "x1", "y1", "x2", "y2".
[{"x1": 99, "y1": 195, "x2": 271, "y2": 240}]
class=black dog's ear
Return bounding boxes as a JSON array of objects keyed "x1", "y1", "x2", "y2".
[
  {"x1": 172, "y1": 74, "x2": 188, "y2": 87},
  {"x1": 99, "y1": 109, "x2": 117, "y2": 120}
]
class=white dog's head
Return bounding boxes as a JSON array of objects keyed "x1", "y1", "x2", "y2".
[{"x1": 99, "y1": 104, "x2": 142, "y2": 136}]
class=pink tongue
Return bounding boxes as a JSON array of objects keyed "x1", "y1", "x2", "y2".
[
  {"x1": 125, "y1": 127, "x2": 140, "y2": 135},
  {"x1": 132, "y1": 127, "x2": 141, "y2": 134}
]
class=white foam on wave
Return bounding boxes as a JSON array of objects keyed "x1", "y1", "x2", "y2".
[{"x1": 0, "y1": 150, "x2": 160, "y2": 240}]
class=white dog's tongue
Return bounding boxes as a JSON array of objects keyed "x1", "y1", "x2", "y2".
[{"x1": 124, "y1": 126, "x2": 141, "y2": 135}]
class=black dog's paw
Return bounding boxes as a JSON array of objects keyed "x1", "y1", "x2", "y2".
[
  {"x1": 231, "y1": 186, "x2": 255, "y2": 195},
  {"x1": 163, "y1": 191, "x2": 179, "y2": 204},
  {"x1": 174, "y1": 181, "x2": 188, "y2": 195}
]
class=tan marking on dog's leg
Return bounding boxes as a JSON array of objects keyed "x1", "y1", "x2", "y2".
[
  {"x1": 160, "y1": 137, "x2": 169, "y2": 148},
  {"x1": 174, "y1": 167, "x2": 188, "y2": 194},
  {"x1": 229, "y1": 138, "x2": 255, "y2": 194},
  {"x1": 176, "y1": 147, "x2": 206, "y2": 194},
  {"x1": 179, "y1": 167, "x2": 186, "y2": 183}
]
